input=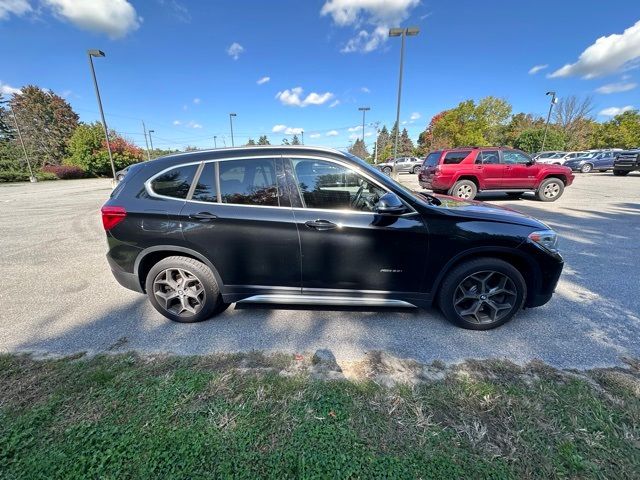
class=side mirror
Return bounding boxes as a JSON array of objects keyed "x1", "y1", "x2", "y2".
[
  {"x1": 526, "y1": 159, "x2": 535, "y2": 166},
  {"x1": 376, "y1": 192, "x2": 406, "y2": 215}
]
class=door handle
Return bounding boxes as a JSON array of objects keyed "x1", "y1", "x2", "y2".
[
  {"x1": 305, "y1": 219, "x2": 338, "y2": 231},
  {"x1": 475, "y1": 165, "x2": 483, "y2": 169},
  {"x1": 189, "y1": 212, "x2": 218, "y2": 221}
]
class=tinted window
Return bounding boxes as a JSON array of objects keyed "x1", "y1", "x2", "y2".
[
  {"x1": 443, "y1": 151, "x2": 471, "y2": 164},
  {"x1": 292, "y1": 159, "x2": 386, "y2": 212},
  {"x1": 219, "y1": 159, "x2": 278, "y2": 206},
  {"x1": 423, "y1": 152, "x2": 441, "y2": 167},
  {"x1": 151, "y1": 164, "x2": 198, "y2": 199},
  {"x1": 503, "y1": 151, "x2": 531, "y2": 164},
  {"x1": 191, "y1": 162, "x2": 217, "y2": 203},
  {"x1": 477, "y1": 150, "x2": 500, "y2": 164}
]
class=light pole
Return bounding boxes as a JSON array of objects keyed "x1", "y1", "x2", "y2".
[
  {"x1": 229, "y1": 113, "x2": 237, "y2": 146},
  {"x1": 214, "y1": 135, "x2": 217, "y2": 149},
  {"x1": 389, "y1": 27, "x2": 419, "y2": 178},
  {"x1": 301, "y1": 130, "x2": 304, "y2": 145},
  {"x1": 148, "y1": 130, "x2": 155, "y2": 153},
  {"x1": 358, "y1": 106, "x2": 370, "y2": 141},
  {"x1": 540, "y1": 91, "x2": 558, "y2": 153},
  {"x1": 373, "y1": 121, "x2": 381, "y2": 164},
  {"x1": 10, "y1": 106, "x2": 36, "y2": 182},
  {"x1": 142, "y1": 120, "x2": 151, "y2": 161},
  {"x1": 87, "y1": 49, "x2": 116, "y2": 182}
]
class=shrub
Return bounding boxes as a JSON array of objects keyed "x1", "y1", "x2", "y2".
[
  {"x1": 42, "y1": 165, "x2": 85, "y2": 179},
  {"x1": 0, "y1": 170, "x2": 58, "y2": 183}
]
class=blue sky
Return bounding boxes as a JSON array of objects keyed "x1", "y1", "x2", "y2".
[{"x1": 1, "y1": 0, "x2": 639, "y2": 151}]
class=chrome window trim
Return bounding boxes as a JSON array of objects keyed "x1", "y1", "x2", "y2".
[{"x1": 145, "y1": 153, "x2": 416, "y2": 215}]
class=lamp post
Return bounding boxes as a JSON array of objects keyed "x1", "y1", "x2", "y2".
[
  {"x1": 358, "y1": 106, "x2": 370, "y2": 141},
  {"x1": 540, "y1": 91, "x2": 558, "y2": 153},
  {"x1": 87, "y1": 49, "x2": 116, "y2": 182},
  {"x1": 214, "y1": 135, "x2": 217, "y2": 149},
  {"x1": 389, "y1": 27, "x2": 419, "y2": 179},
  {"x1": 148, "y1": 130, "x2": 155, "y2": 152},
  {"x1": 10, "y1": 106, "x2": 36, "y2": 182},
  {"x1": 373, "y1": 121, "x2": 381, "y2": 165},
  {"x1": 229, "y1": 113, "x2": 237, "y2": 146},
  {"x1": 142, "y1": 120, "x2": 151, "y2": 161}
]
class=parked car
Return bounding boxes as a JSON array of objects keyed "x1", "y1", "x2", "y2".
[
  {"x1": 418, "y1": 147, "x2": 574, "y2": 201},
  {"x1": 102, "y1": 146, "x2": 564, "y2": 330},
  {"x1": 613, "y1": 148, "x2": 640, "y2": 176},
  {"x1": 532, "y1": 151, "x2": 564, "y2": 161},
  {"x1": 536, "y1": 151, "x2": 590, "y2": 165},
  {"x1": 375, "y1": 156, "x2": 422, "y2": 174},
  {"x1": 564, "y1": 151, "x2": 616, "y2": 173}
]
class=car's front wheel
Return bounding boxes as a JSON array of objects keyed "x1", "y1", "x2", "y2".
[
  {"x1": 412, "y1": 166, "x2": 420, "y2": 174},
  {"x1": 580, "y1": 163, "x2": 593, "y2": 173},
  {"x1": 145, "y1": 256, "x2": 228, "y2": 323},
  {"x1": 536, "y1": 178, "x2": 564, "y2": 202},
  {"x1": 449, "y1": 180, "x2": 477, "y2": 200},
  {"x1": 438, "y1": 258, "x2": 526, "y2": 330},
  {"x1": 613, "y1": 169, "x2": 629, "y2": 176},
  {"x1": 382, "y1": 166, "x2": 392, "y2": 174}
]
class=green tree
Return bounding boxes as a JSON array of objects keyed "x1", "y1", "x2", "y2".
[
  {"x1": 592, "y1": 110, "x2": 640, "y2": 149},
  {"x1": 64, "y1": 122, "x2": 143, "y2": 176},
  {"x1": 281, "y1": 138, "x2": 290, "y2": 145},
  {"x1": 514, "y1": 127, "x2": 565, "y2": 153},
  {"x1": 0, "y1": 93, "x2": 13, "y2": 141},
  {"x1": 246, "y1": 138, "x2": 256, "y2": 145},
  {"x1": 291, "y1": 134, "x2": 301, "y2": 145},
  {"x1": 257, "y1": 135, "x2": 270, "y2": 145},
  {"x1": 398, "y1": 128, "x2": 414, "y2": 156},
  {"x1": 375, "y1": 125, "x2": 391, "y2": 162},
  {"x1": 9, "y1": 85, "x2": 79, "y2": 167},
  {"x1": 553, "y1": 95, "x2": 595, "y2": 150},
  {"x1": 500, "y1": 113, "x2": 544, "y2": 147},
  {"x1": 348, "y1": 138, "x2": 369, "y2": 160}
]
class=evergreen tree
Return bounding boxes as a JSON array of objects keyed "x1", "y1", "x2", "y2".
[
  {"x1": 348, "y1": 138, "x2": 369, "y2": 160},
  {"x1": 257, "y1": 135, "x2": 270, "y2": 145},
  {"x1": 246, "y1": 138, "x2": 256, "y2": 145},
  {"x1": 291, "y1": 134, "x2": 301, "y2": 145},
  {"x1": 281, "y1": 138, "x2": 290, "y2": 145},
  {"x1": 399, "y1": 128, "x2": 414, "y2": 156}
]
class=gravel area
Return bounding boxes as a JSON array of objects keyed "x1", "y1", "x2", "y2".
[{"x1": 0, "y1": 173, "x2": 638, "y2": 368}]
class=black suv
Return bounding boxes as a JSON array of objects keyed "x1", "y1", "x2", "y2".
[
  {"x1": 102, "y1": 146, "x2": 564, "y2": 330},
  {"x1": 613, "y1": 148, "x2": 640, "y2": 176}
]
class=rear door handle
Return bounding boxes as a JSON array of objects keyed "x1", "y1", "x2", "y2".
[
  {"x1": 305, "y1": 220, "x2": 338, "y2": 231},
  {"x1": 189, "y1": 212, "x2": 218, "y2": 221}
]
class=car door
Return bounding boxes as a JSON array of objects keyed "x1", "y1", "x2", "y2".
[
  {"x1": 284, "y1": 156, "x2": 429, "y2": 294},
  {"x1": 395, "y1": 158, "x2": 407, "y2": 172},
  {"x1": 180, "y1": 157, "x2": 301, "y2": 293},
  {"x1": 501, "y1": 150, "x2": 537, "y2": 189},
  {"x1": 474, "y1": 150, "x2": 505, "y2": 188}
]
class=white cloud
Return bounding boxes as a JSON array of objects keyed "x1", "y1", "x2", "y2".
[
  {"x1": 365, "y1": 132, "x2": 373, "y2": 137},
  {"x1": 550, "y1": 20, "x2": 640, "y2": 78},
  {"x1": 193, "y1": 97, "x2": 201, "y2": 104},
  {"x1": 321, "y1": 0, "x2": 420, "y2": 53},
  {"x1": 329, "y1": 100, "x2": 340, "y2": 108},
  {"x1": 599, "y1": 105, "x2": 634, "y2": 116},
  {"x1": 275, "y1": 86, "x2": 334, "y2": 107},
  {"x1": 186, "y1": 120, "x2": 202, "y2": 129},
  {"x1": 595, "y1": 81, "x2": 637, "y2": 94},
  {"x1": 272, "y1": 124, "x2": 287, "y2": 133},
  {"x1": 44, "y1": 0, "x2": 141, "y2": 39},
  {"x1": 326, "y1": 130, "x2": 339, "y2": 136},
  {"x1": 227, "y1": 42, "x2": 244, "y2": 60},
  {"x1": 272, "y1": 124, "x2": 303, "y2": 135},
  {"x1": 361, "y1": 86, "x2": 370, "y2": 93},
  {"x1": 528, "y1": 64, "x2": 548, "y2": 75},
  {"x1": 622, "y1": 74, "x2": 631, "y2": 80},
  {"x1": 257, "y1": 76, "x2": 270, "y2": 85},
  {"x1": 409, "y1": 112, "x2": 421, "y2": 121},
  {"x1": 173, "y1": 120, "x2": 182, "y2": 125},
  {"x1": 309, "y1": 133, "x2": 322, "y2": 139},
  {"x1": 0, "y1": 80, "x2": 21, "y2": 96},
  {"x1": 347, "y1": 126, "x2": 360, "y2": 132},
  {"x1": 0, "y1": 0, "x2": 31, "y2": 20}
]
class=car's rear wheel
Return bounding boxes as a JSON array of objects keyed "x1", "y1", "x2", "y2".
[
  {"x1": 438, "y1": 258, "x2": 526, "y2": 330},
  {"x1": 412, "y1": 166, "x2": 419, "y2": 174},
  {"x1": 536, "y1": 178, "x2": 564, "y2": 202},
  {"x1": 145, "y1": 256, "x2": 228, "y2": 323},
  {"x1": 613, "y1": 169, "x2": 629, "y2": 176},
  {"x1": 449, "y1": 180, "x2": 477, "y2": 200},
  {"x1": 580, "y1": 163, "x2": 593, "y2": 173},
  {"x1": 382, "y1": 166, "x2": 392, "y2": 174}
]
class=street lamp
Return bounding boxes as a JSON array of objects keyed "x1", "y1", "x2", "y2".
[
  {"x1": 358, "y1": 107, "x2": 370, "y2": 141},
  {"x1": 87, "y1": 49, "x2": 116, "y2": 183},
  {"x1": 214, "y1": 135, "x2": 217, "y2": 149},
  {"x1": 229, "y1": 113, "x2": 237, "y2": 146},
  {"x1": 389, "y1": 27, "x2": 419, "y2": 178},
  {"x1": 9, "y1": 106, "x2": 36, "y2": 182},
  {"x1": 148, "y1": 130, "x2": 155, "y2": 152},
  {"x1": 540, "y1": 91, "x2": 558, "y2": 153}
]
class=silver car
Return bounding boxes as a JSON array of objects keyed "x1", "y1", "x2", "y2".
[{"x1": 376, "y1": 156, "x2": 422, "y2": 174}]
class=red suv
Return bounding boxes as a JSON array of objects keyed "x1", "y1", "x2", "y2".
[{"x1": 418, "y1": 147, "x2": 574, "y2": 201}]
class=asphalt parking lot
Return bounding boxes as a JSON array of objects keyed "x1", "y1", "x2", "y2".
[{"x1": 1, "y1": 173, "x2": 639, "y2": 368}]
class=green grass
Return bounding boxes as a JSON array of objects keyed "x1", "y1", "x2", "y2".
[{"x1": 0, "y1": 353, "x2": 638, "y2": 479}]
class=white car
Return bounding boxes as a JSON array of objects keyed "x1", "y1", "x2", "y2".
[{"x1": 537, "y1": 151, "x2": 591, "y2": 165}]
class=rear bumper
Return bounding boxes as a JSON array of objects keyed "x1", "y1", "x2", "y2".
[{"x1": 107, "y1": 250, "x2": 143, "y2": 293}]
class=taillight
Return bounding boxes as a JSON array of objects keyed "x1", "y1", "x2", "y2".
[{"x1": 101, "y1": 206, "x2": 127, "y2": 231}]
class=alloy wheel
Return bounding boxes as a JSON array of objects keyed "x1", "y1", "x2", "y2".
[
  {"x1": 153, "y1": 268, "x2": 205, "y2": 317},
  {"x1": 453, "y1": 271, "x2": 517, "y2": 324},
  {"x1": 456, "y1": 184, "x2": 474, "y2": 199},
  {"x1": 542, "y1": 182, "x2": 560, "y2": 199}
]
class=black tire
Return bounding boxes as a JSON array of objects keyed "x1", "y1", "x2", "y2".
[
  {"x1": 536, "y1": 178, "x2": 564, "y2": 202},
  {"x1": 412, "y1": 166, "x2": 419, "y2": 174},
  {"x1": 382, "y1": 166, "x2": 392, "y2": 174},
  {"x1": 613, "y1": 169, "x2": 630, "y2": 177},
  {"x1": 438, "y1": 258, "x2": 526, "y2": 330},
  {"x1": 449, "y1": 180, "x2": 477, "y2": 200},
  {"x1": 145, "y1": 256, "x2": 228, "y2": 323},
  {"x1": 580, "y1": 163, "x2": 593, "y2": 173}
]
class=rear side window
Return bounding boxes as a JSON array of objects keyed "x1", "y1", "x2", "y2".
[
  {"x1": 191, "y1": 162, "x2": 217, "y2": 203},
  {"x1": 443, "y1": 151, "x2": 471, "y2": 164},
  {"x1": 219, "y1": 159, "x2": 278, "y2": 206},
  {"x1": 477, "y1": 150, "x2": 500, "y2": 164},
  {"x1": 423, "y1": 152, "x2": 441, "y2": 167},
  {"x1": 150, "y1": 164, "x2": 198, "y2": 199}
]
